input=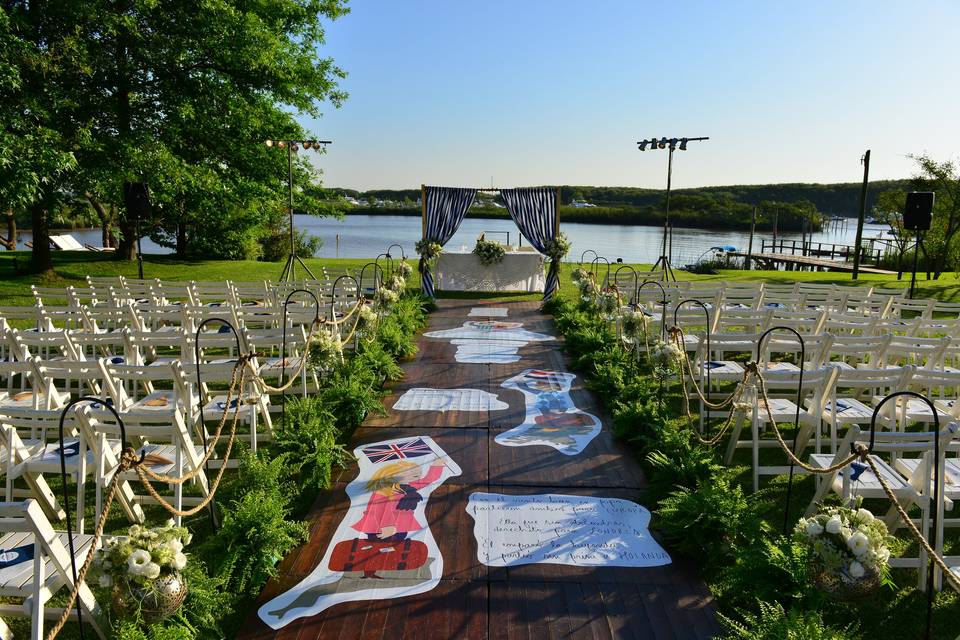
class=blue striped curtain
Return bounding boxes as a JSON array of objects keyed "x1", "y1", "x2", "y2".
[
  {"x1": 500, "y1": 187, "x2": 560, "y2": 300},
  {"x1": 420, "y1": 187, "x2": 477, "y2": 297}
]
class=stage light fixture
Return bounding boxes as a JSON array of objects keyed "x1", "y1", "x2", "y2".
[
  {"x1": 679, "y1": 138, "x2": 688, "y2": 151},
  {"x1": 668, "y1": 138, "x2": 678, "y2": 151},
  {"x1": 638, "y1": 141, "x2": 649, "y2": 151},
  {"x1": 265, "y1": 139, "x2": 274, "y2": 147},
  {"x1": 658, "y1": 137, "x2": 667, "y2": 149},
  {"x1": 277, "y1": 140, "x2": 286, "y2": 148},
  {"x1": 302, "y1": 141, "x2": 312, "y2": 149}
]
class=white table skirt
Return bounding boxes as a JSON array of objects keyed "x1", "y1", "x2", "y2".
[{"x1": 436, "y1": 252, "x2": 545, "y2": 292}]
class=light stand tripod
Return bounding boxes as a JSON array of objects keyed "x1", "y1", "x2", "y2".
[
  {"x1": 265, "y1": 138, "x2": 332, "y2": 282},
  {"x1": 637, "y1": 136, "x2": 709, "y2": 281}
]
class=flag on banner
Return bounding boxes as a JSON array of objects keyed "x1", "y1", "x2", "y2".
[{"x1": 361, "y1": 438, "x2": 434, "y2": 463}]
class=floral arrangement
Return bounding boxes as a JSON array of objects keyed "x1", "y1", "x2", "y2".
[
  {"x1": 374, "y1": 286, "x2": 399, "y2": 312},
  {"x1": 647, "y1": 336, "x2": 683, "y2": 377},
  {"x1": 596, "y1": 288, "x2": 621, "y2": 320},
  {"x1": 472, "y1": 238, "x2": 506, "y2": 266},
  {"x1": 620, "y1": 308, "x2": 648, "y2": 344},
  {"x1": 542, "y1": 232, "x2": 571, "y2": 262},
  {"x1": 571, "y1": 267, "x2": 591, "y2": 284},
  {"x1": 94, "y1": 521, "x2": 190, "y2": 591},
  {"x1": 387, "y1": 273, "x2": 406, "y2": 292},
  {"x1": 579, "y1": 278, "x2": 598, "y2": 303},
  {"x1": 415, "y1": 238, "x2": 442, "y2": 261},
  {"x1": 310, "y1": 327, "x2": 343, "y2": 369},
  {"x1": 795, "y1": 501, "x2": 892, "y2": 596},
  {"x1": 356, "y1": 303, "x2": 378, "y2": 338},
  {"x1": 395, "y1": 261, "x2": 413, "y2": 278}
]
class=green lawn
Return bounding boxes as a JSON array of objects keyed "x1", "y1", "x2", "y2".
[{"x1": 3, "y1": 250, "x2": 957, "y2": 306}]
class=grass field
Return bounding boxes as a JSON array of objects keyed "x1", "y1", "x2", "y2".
[{"x1": 2, "y1": 250, "x2": 959, "y2": 306}]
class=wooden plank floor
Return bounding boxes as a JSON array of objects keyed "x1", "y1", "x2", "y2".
[{"x1": 239, "y1": 299, "x2": 720, "y2": 639}]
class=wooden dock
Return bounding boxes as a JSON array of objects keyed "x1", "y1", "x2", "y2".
[
  {"x1": 238, "y1": 299, "x2": 720, "y2": 640},
  {"x1": 731, "y1": 251, "x2": 896, "y2": 275}
]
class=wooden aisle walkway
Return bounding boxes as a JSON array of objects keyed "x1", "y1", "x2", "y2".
[{"x1": 238, "y1": 300, "x2": 720, "y2": 639}]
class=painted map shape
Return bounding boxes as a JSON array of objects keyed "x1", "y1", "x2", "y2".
[
  {"x1": 423, "y1": 321, "x2": 553, "y2": 364},
  {"x1": 468, "y1": 307, "x2": 508, "y2": 317},
  {"x1": 258, "y1": 436, "x2": 462, "y2": 629},
  {"x1": 466, "y1": 492, "x2": 671, "y2": 567},
  {"x1": 393, "y1": 388, "x2": 508, "y2": 412},
  {"x1": 495, "y1": 369, "x2": 602, "y2": 455}
]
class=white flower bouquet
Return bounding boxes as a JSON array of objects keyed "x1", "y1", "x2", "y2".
[
  {"x1": 387, "y1": 274, "x2": 406, "y2": 292},
  {"x1": 619, "y1": 308, "x2": 647, "y2": 345},
  {"x1": 95, "y1": 521, "x2": 191, "y2": 620},
  {"x1": 596, "y1": 289, "x2": 621, "y2": 321},
  {"x1": 571, "y1": 267, "x2": 591, "y2": 284},
  {"x1": 356, "y1": 303, "x2": 378, "y2": 337},
  {"x1": 310, "y1": 328, "x2": 343, "y2": 370},
  {"x1": 795, "y1": 501, "x2": 892, "y2": 598},
  {"x1": 648, "y1": 336, "x2": 683, "y2": 376},
  {"x1": 395, "y1": 261, "x2": 413, "y2": 278},
  {"x1": 374, "y1": 286, "x2": 399, "y2": 312}
]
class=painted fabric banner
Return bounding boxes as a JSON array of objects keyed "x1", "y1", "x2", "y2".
[
  {"x1": 423, "y1": 321, "x2": 554, "y2": 363},
  {"x1": 258, "y1": 436, "x2": 462, "y2": 629},
  {"x1": 393, "y1": 388, "x2": 508, "y2": 412},
  {"x1": 495, "y1": 369, "x2": 601, "y2": 455},
  {"x1": 420, "y1": 186, "x2": 477, "y2": 297},
  {"x1": 500, "y1": 187, "x2": 560, "y2": 300},
  {"x1": 466, "y1": 492, "x2": 671, "y2": 567}
]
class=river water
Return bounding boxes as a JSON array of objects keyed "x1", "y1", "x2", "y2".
[{"x1": 19, "y1": 215, "x2": 891, "y2": 265}]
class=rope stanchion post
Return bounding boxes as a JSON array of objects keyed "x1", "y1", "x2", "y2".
[
  {"x1": 674, "y1": 299, "x2": 711, "y2": 431},
  {"x1": 578, "y1": 249, "x2": 598, "y2": 268},
  {"x1": 590, "y1": 256, "x2": 611, "y2": 288},
  {"x1": 280, "y1": 289, "x2": 321, "y2": 425},
  {"x1": 55, "y1": 398, "x2": 143, "y2": 640},
  {"x1": 755, "y1": 326, "x2": 805, "y2": 534},
  {"x1": 868, "y1": 391, "x2": 942, "y2": 639},
  {"x1": 374, "y1": 252, "x2": 393, "y2": 281},
  {"x1": 614, "y1": 264, "x2": 639, "y2": 305},
  {"x1": 194, "y1": 317, "x2": 243, "y2": 531},
  {"x1": 637, "y1": 280, "x2": 668, "y2": 341},
  {"x1": 358, "y1": 262, "x2": 384, "y2": 299}
]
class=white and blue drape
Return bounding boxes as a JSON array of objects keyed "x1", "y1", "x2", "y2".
[
  {"x1": 420, "y1": 187, "x2": 477, "y2": 297},
  {"x1": 501, "y1": 187, "x2": 560, "y2": 300}
]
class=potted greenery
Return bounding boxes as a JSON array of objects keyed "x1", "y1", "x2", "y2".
[
  {"x1": 795, "y1": 500, "x2": 892, "y2": 599},
  {"x1": 95, "y1": 521, "x2": 191, "y2": 622}
]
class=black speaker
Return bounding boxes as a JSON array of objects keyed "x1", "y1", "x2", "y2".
[{"x1": 903, "y1": 191, "x2": 935, "y2": 231}]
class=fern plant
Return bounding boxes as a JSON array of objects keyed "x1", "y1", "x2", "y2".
[{"x1": 718, "y1": 600, "x2": 858, "y2": 639}]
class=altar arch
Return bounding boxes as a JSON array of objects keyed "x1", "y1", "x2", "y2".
[{"x1": 417, "y1": 186, "x2": 562, "y2": 300}]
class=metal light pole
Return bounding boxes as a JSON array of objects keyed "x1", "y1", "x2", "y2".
[
  {"x1": 637, "y1": 136, "x2": 709, "y2": 280},
  {"x1": 265, "y1": 138, "x2": 332, "y2": 282},
  {"x1": 852, "y1": 150, "x2": 870, "y2": 280}
]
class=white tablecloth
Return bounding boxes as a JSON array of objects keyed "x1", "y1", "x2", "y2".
[{"x1": 436, "y1": 251, "x2": 545, "y2": 292}]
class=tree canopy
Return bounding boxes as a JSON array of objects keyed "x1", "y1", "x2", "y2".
[{"x1": 1, "y1": 0, "x2": 348, "y2": 271}]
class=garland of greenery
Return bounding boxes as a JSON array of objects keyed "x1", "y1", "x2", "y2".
[
  {"x1": 415, "y1": 238, "x2": 442, "y2": 261},
  {"x1": 542, "y1": 231, "x2": 571, "y2": 262},
  {"x1": 472, "y1": 238, "x2": 506, "y2": 266}
]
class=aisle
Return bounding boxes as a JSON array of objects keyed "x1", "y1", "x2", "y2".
[{"x1": 239, "y1": 299, "x2": 720, "y2": 639}]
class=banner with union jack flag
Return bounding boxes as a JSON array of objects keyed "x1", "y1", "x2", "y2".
[{"x1": 361, "y1": 438, "x2": 434, "y2": 463}]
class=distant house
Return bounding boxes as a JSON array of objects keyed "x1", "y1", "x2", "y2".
[
  {"x1": 570, "y1": 200, "x2": 597, "y2": 208},
  {"x1": 343, "y1": 196, "x2": 361, "y2": 206}
]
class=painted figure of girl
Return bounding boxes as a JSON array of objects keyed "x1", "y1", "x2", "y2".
[{"x1": 351, "y1": 459, "x2": 446, "y2": 541}]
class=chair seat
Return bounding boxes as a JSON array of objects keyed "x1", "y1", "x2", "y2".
[
  {"x1": 701, "y1": 360, "x2": 744, "y2": 380},
  {"x1": 756, "y1": 397, "x2": 802, "y2": 421},
  {"x1": 809, "y1": 453, "x2": 910, "y2": 492},
  {"x1": 19, "y1": 438, "x2": 122, "y2": 475},
  {"x1": 203, "y1": 395, "x2": 258, "y2": 417},
  {"x1": 824, "y1": 397, "x2": 875, "y2": 421},
  {"x1": 0, "y1": 390, "x2": 68, "y2": 410},
  {"x1": 147, "y1": 356, "x2": 178, "y2": 367},
  {"x1": 259, "y1": 357, "x2": 304, "y2": 375},
  {"x1": 893, "y1": 458, "x2": 960, "y2": 496},
  {"x1": 118, "y1": 443, "x2": 208, "y2": 477},
  {"x1": 0, "y1": 531, "x2": 95, "y2": 597},
  {"x1": 126, "y1": 391, "x2": 195, "y2": 415},
  {"x1": 874, "y1": 395, "x2": 956, "y2": 421}
]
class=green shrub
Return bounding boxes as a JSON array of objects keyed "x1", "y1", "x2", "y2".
[
  {"x1": 206, "y1": 451, "x2": 309, "y2": 596},
  {"x1": 320, "y1": 370, "x2": 387, "y2": 436},
  {"x1": 716, "y1": 535, "x2": 820, "y2": 613},
  {"x1": 718, "y1": 601, "x2": 858, "y2": 640},
  {"x1": 276, "y1": 395, "x2": 351, "y2": 492},
  {"x1": 354, "y1": 339, "x2": 404, "y2": 382}
]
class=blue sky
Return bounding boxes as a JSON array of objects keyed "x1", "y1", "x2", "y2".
[{"x1": 303, "y1": 1, "x2": 960, "y2": 191}]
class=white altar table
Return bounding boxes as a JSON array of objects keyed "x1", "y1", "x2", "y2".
[{"x1": 435, "y1": 251, "x2": 545, "y2": 292}]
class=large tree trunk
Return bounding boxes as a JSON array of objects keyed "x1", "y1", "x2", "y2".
[
  {"x1": 30, "y1": 202, "x2": 53, "y2": 273},
  {"x1": 176, "y1": 221, "x2": 187, "y2": 256},
  {"x1": 87, "y1": 195, "x2": 114, "y2": 249},
  {"x1": 116, "y1": 181, "x2": 149, "y2": 261},
  {"x1": 0, "y1": 209, "x2": 15, "y2": 250}
]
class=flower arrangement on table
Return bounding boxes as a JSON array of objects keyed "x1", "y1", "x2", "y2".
[
  {"x1": 795, "y1": 500, "x2": 892, "y2": 599},
  {"x1": 542, "y1": 232, "x2": 571, "y2": 263},
  {"x1": 95, "y1": 521, "x2": 191, "y2": 621},
  {"x1": 472, "y1": 237, "x2": 506, "y2": 266}
]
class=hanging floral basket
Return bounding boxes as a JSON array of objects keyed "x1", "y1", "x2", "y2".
[
  {"x1": 112, "y1": 572, "x2": 188, "y2": 622},
  {"x1": 809, "y1": 563, "x2": 881, "y2": 601},
  {"x1": 795, "y1": 501, "x2": 891, "y2": 601}
]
